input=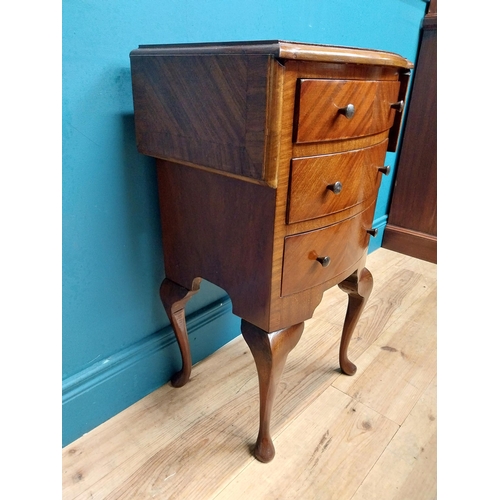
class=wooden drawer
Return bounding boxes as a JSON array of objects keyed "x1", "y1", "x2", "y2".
[
  {"x1": 281, "y1": 206, "x2": 373, "y2": 297},
  {"x1": 294, "y1": 79, "x2": 400, "y2": 143},
  {"x1": 287, "y1": 140, "x2": 387, "y2": 224}
]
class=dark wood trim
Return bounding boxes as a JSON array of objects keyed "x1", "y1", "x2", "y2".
[
  {"x1": 423, "y1": 13, "x2": 437, "y2": 30},
  {"x1": 383, "y1": 225, "x2": 436, "y2": 263},
  {"x1": 383, "y1": 6, "x2": 436, "y2": 263}
]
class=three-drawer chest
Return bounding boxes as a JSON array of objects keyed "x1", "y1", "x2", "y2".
[{"x1": 130, "y1": 40, "x2": 413, "y2": 462}]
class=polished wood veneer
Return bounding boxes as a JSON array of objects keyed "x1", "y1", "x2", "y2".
[
  {"x1": 282, "y1": 204, "x2": 374, "y2": 297},
  {"x1": 294, "y1": 80, "x2": 400, "y2": 143},
  {"x1": 130, "y1": 40, "x2": 412, "y2": 462},
  {"x1": 287, "y1": 140, "x2": 388, "y2": 223}
]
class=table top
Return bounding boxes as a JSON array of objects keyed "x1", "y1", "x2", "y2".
[{"x1": 130, "y1": 40, "x2": 413, "y2": 69}]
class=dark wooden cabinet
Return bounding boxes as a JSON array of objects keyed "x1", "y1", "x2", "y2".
[
  {"x1": 383, "y1": 5, "x2": 437, "y2": 263},
  {"x1": 130, "y1": 40, "x2": 412, "y2": 462}
]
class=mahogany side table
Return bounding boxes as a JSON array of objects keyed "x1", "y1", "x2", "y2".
[{"x1": 130, "y1": 40, "x2": 413, "y2": 462}]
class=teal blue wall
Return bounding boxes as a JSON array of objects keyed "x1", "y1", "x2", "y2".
[{"x1": 62, "y1": 0, "x2": 428, "y2": 446}]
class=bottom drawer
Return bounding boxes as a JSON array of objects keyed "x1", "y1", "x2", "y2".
[{"x1": 281, "y1": 206, "x2": 374, "y2": 297}]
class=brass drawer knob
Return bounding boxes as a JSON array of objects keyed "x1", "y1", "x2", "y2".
[
  {"x1": 390, "y1": 100, "x2": 404, "y2": 112},
  {"x1": 316, "y1": 256, "x2": 331, "y2": 267},
  {"x1": 326, "y1": 181, "x2": 343, "y2": 194},
  {"x1": 338, "y1": 104, "x2": 355, "y2": 119},
  {"x1": 367, "y1": 228, "x2": 378, "y2": 237},
  {"x1": 378, "y1": 165, "x2": 390, "y2": 176}
]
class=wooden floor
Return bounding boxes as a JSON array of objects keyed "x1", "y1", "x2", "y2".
[{"x1": 62, "y1": 248, "x2": 437, "y2": 500}]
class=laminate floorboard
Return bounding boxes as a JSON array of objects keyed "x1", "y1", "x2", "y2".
[{"x1": 62, "y1": 248, "x2": 437, "y2": 500}]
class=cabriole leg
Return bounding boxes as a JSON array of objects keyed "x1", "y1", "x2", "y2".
[
  {"x1": 159, "y1": 277, "x2": 201, "y2": 388},
  {"x1": 338, "y1": 267, "x2": 373, "y2": 376},
  {"x1": 241, "y1": 320, "x2": 304, "y2": 463}
]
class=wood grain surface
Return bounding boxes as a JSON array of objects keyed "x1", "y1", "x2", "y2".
[
  {"x1": 287, "y1": 140, "x2": 388, "y2": 224},
  {"x1": 130, "y1": 40, "x2": 413, "y2": 69},
  {"x1": 294, "y1": 79, "x2": 400, "y2": 143},
  {"x1": 281, "y1": 205, "x2": 373, "y2": 297},
  {"x1": 131, "y1": 54, "x2": 271, "y2": 181}
]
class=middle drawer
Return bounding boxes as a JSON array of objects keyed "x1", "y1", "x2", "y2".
[{"x1": 287, "y1": 140, "x2": 387, "y2": 224}]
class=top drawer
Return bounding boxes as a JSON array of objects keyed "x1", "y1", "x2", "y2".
[{"x1": 294, "y1": 79, "x2": 400, "y2": 144}]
